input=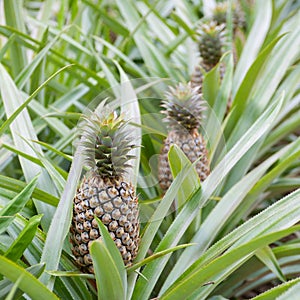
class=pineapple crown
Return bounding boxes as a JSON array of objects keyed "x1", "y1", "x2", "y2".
[
  {"x1": 80, "y1": 109, "x2": 136, "y2": 179},
  {"x1": 196, "y1": 20, "x2": 225, "y2": 67},
  {"x1": 162, "y1": 82, "x2": 205, "y2": 132}
]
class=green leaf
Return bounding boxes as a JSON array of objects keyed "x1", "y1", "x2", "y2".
[
  {"x1": 94, "y1": 216, "x2": 127, "y2": 294},
  {"x1": 4, "y1": 275, "x2": 23, "y2": 300},
  {"x1": 24, "y1": 138, "x2": 66, "y2": 195},
  {"x1": 1, "y1": 142, "x2": 44, "y2": 167},
  {"x1": 116, "y1": 62, "x2": 141, "y2": 188},
  {"x1": 233, "y1": 0, "x2": 272, "y2": 95},
  {"x1": 15, "y1": 31, "x2": 61, "y2": 89},
  {"x1": 206, "y1": 53, "x2": 234, "y2": 161},
  {"x1": 225, "y1": 32, "x2": 285, "y2": 138},
  {"x1": 202, "y1": 63, "x2": 221, "y2": 108},
  {"x1": 160, "y1": 225, "x2": 300, "y2": 300},
  {"x1": 224, "y1": 140, "x2": 300, "y2": 233},
  {"x1": 3, "y1": 0, "x2": 27, "y2": 77},
  {"x1": 276, "y1": 282, "x2": 300, "y2": 300},
  {"x1": 82, "y1": 0, "x2": 130, "y2": 37},
  {"x1": 0, "y1": 62, "x2": 74, "y2": 230},
  {"x1": 0, "y1": 264, "x2": 45, "y2": 299},
  {"x1": 168, "y1": 144, "x2": 200, "y2": 210},
  {"x1": 46, "y1": 271, "x2": 94, "y2": 279},
  {"x1": 0, "y1": 34, "x2": 16, "y2": 62},
  {"x1": 252, "y1": 277, "x2": 300, "y2": 300},
  {"x1": 0, "y1": 256, "x2": 59, "y2": 300},
  {"x1": 164, "y1": 137, "x2": 295, "y2": 288},
  {"x1": 0, "y1": 64, "x2": 73, "y2": 136},
  {"x1": 4, "y1": 214, "x2": 43, "y2": 261},
  {"x1": 255, "y1": 246, "x2": 286, "y2": 283},
  {"x1": 0, "y1": 175, "x2": 59, "y2": 206},
  {"x1": 0, "y1": 176, "x2": 38, "y2": 234},
  {"x1": 133, "y1": 187, "x2": 202, "y2": 300},
  {"x1": 90, "y1": 240, "x2": 126, "y2": 300},
  {"x1": 92, "y1": 35, "x2": 147, "y2": 78},
  {"x1": 165, "y1": 187, "x2": 300, "y2": 299},
  {"x1": 127, "y1": 163, "x2": 202, "y2": 299},
  {"x1": 127, "y1": 243, "x2": 195, "y2": 273},
  {"x1": 33, "y1": 140, "x2": 72, "y2": 163}
]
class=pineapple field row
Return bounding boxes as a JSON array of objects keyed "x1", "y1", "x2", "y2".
[{"x1": 0, "y1": 0, "x2": 299, "y2": 299}]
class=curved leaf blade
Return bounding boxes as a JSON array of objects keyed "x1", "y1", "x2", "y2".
[
  {"x1": 0, "y1": 256, "x2": 59, "y2": 300},
  {"x1": 90, "y1": 240, "x2": 125, "y2": 300}
]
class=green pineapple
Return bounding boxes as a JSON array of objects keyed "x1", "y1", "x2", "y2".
[
  {"x1": 70, "y1": 110, "x2": 139, "y2": 273},
  {"x1": 191, "y1": 20, "x2": 225, "y2": 91},
  {"x1": 158, "y1": 83, "x2": 210, "y2": 192}
]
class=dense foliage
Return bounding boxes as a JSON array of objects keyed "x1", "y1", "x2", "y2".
[{"x1": 0, "y1": 0, "x2": 299, "y2": 299}]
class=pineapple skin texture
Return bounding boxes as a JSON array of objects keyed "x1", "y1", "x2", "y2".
[
  {"x1": 158, "y1": 129, "x2": 210, "y2": 192},
  {"x1": 70, "y1": 173, "x2": 139, "y2": 273}
]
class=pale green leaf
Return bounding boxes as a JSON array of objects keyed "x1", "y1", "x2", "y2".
[
  {"x1": 116, "y1": 62, "x2": 141, "y2": 188},
  {"x1": 255, "y1": 246, "x2": 286, "y2": 283},
  {"x1": 90, "y1": 240, "x2": 125, "y2": 300},
  {"x1": 0, "y1": 176, "x2": 38, "y2": 234},
  {"x1": 95, "y1": 216, "x2": 127, "y2": 295},
  {"x1": 160, "y1": 226, "x2": 300, "y2": 300},
  {"x1": 4, "y1": 214, "x2": 43, "y2": 261},
  {"x1": 0, "y1": 256, "x2": 59, "y2": 300},
  {"x1": 168, "y1": 144, "x2": 200, "y2": 210}
]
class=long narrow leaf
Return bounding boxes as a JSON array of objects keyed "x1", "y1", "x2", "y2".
[
  {"x1": 116, "y1": 62, "x2": 141, "y2": 187},
  {"x1": 160, "y1": 226, "x2": 300, "y2": 300},
  {"x1": 0, "y1": 264, "x2": 45, "y2": 299},
  {"x1": 95, "y1": 217, "x2": 127, "y2": 295},
  {"x1": 0, "y1": 176, "x2": 38, "y2": 234},
  {"x1": 4, "y1": 214, "x2": 43, "y2": 261},
  {"x1": 127, "y1": 243, "x2": 195, "y2": 273},
  {"x1": 0, "y1": 256, "x2": 59, "y2": 300},
  {"x1": 252, "y1": 278, "x2": 300, "y2": 300},
  {"x1": 133, "y1": 187, "x2": 202, "y2": 300},
  {"x1": 90, "y1": 240, "x2": 126, "y2": 300},
  {"x1": 168, "y1": 144, "x2": 200, "y2": 210},
  {"x1": 0, "y1": 175, "x2": 58, "y2": 206}
]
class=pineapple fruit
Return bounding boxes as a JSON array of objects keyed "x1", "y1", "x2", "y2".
[
  {"x1": 191, "y1": 20, "x2": 225, "y2": 92},
  {"x1": 158, "y1": 83, "x2": 210, "y2": 192},
  {"x1": 70, "y1": 110, "x2": 139, "y2": 273}
]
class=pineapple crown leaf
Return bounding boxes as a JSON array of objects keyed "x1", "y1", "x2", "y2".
[
  {"x1": 162, "y1": 82, "x2": 206, "y2": 131},
  {"x1": 196, "y1": 20, "x2": 226, "y2": 39},
  {"x1": 79, "y1": 110, "x2": 136, "y2": 178}
]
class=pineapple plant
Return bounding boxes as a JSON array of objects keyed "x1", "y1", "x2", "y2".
[
  {"x1": 158, "y1": 82, "x2": 210, "y2": 192},
  {"x1": 69, "y1": 110, "x2": 140, "y2": 273},
  {"x1": 191, "y1": 20, "x2": 225, "y2": 92}
]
